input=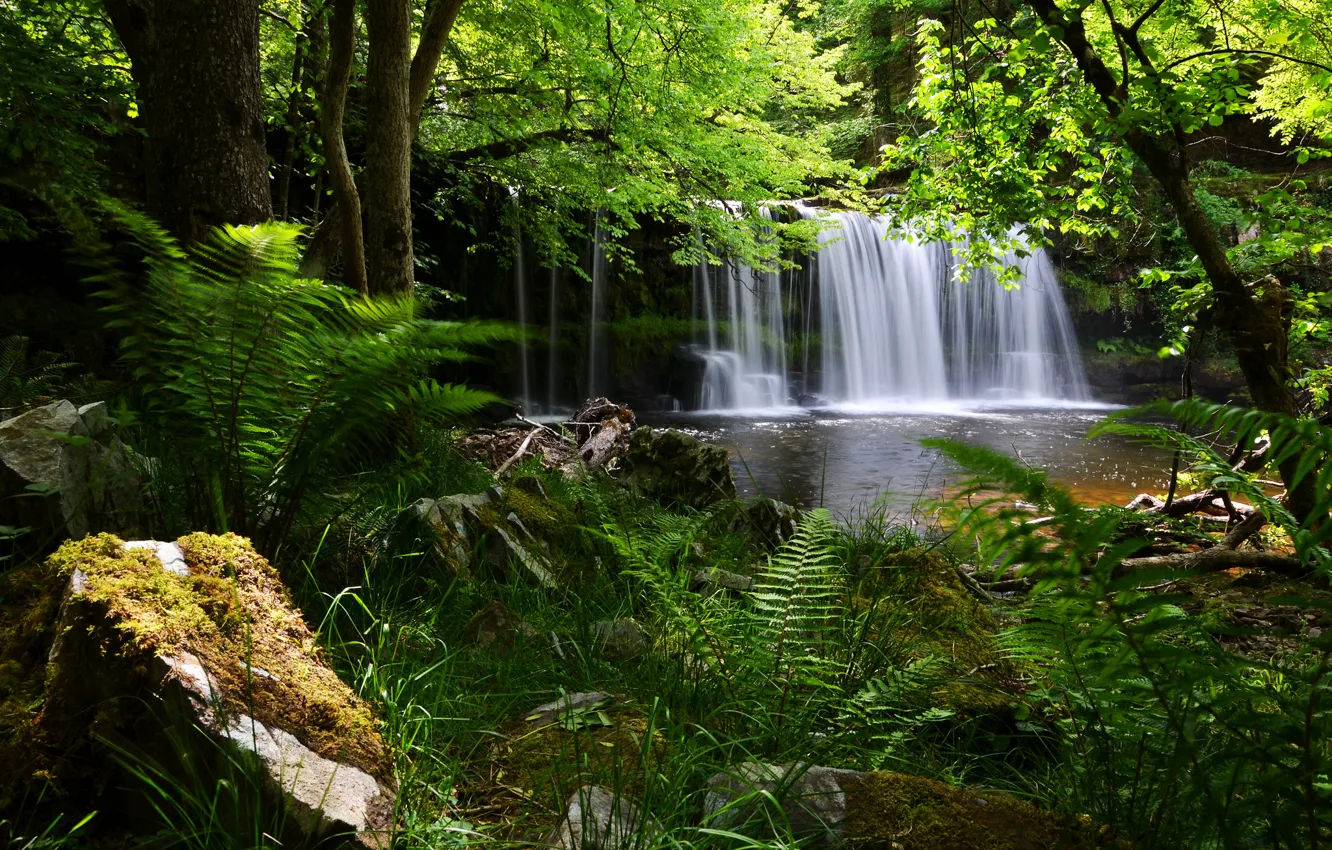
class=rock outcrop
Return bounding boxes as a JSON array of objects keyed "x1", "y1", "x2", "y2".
[
  {"x1": 402, "y1": 485, "x2": 561, "y2": 589},
  {"x1": 0, "y1": 400, "x2": 140, "y2": 551},
  {"x1": 1, "y1": 533, "x2": 395, "y2": 846},
  {"x1": 615, "y1": 427, "x2": 735, "y2": 509}
]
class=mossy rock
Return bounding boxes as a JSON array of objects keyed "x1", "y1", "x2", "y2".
[
  {"x1": 484, "y1": 698, "x2": 667, "y2": 837},
  {"x1": 616, "y1": 427, "x2": 736, "y2": 509},
  {"x1": 863, "y1": 548, "x2": 1018, "y2": 714},
  {"x1": 3, "y1": 533, "x2": 395, "y2": 843},
  {"x1": 842, "y1": 771, "x2": 1123, "y2": 849}
]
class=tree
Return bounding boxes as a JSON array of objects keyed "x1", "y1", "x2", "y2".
[
  {"x1": 103, "y1": 0, "x2": 272, "y2": 242},
  {"x1": 880, "y1": 0, "x2": 1332, "y2": 521}
]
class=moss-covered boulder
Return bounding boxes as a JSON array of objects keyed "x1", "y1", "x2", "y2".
[
  {"x1": 841, "y1": 772, "x2": 1121, "y2": 849},
  {"x1": 615, "y1": 427, "x2": 735, "y2": 509},
  {"x1": 1, "y1": 533, "x2": 395, "y2": 846},
  {"x1": 702, "y1": 763, "x2": 1119, "y2": 848},
  {"x1": 480, "y1": 694, "x2": 667, "y2": 838}
]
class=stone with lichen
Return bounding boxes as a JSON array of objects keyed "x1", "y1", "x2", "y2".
[{"x1": 0, "y1": 532, "x2": 395, "y2": 846}]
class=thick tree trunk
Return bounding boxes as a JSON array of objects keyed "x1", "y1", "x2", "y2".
[
  {"x1": 104, "y1": 0, "x2": 271, "y2": 242},
  {"x1": 322, "y1": 0, "x2": 367, "y2": 293},
  {"x1": 363, "y1": 0, "x2": 415, "y2": 296}
]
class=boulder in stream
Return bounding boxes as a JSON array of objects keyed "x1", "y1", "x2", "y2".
[{"x1": 615, "y1": 427, "x2": 735, "y2": 509}]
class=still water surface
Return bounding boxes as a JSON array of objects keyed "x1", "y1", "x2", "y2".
[{"x1": 640, "y1": 405, "x2": 1170, "y2": 516}]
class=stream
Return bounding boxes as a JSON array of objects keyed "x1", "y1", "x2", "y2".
[{"x1": 640, "y1": 403, "x2": 1170, "y2": 516}]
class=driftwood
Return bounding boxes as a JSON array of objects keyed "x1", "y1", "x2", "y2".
[
  {"x1": 1113, "y1": 548, "x2": 1307, "y2": 578},
  {"x1": 1115, "y1": 509, "x2": 1306, "y2": 577},
  {"x1": 1124, "y1": 489, "x2": 1255, "y2": 519}
]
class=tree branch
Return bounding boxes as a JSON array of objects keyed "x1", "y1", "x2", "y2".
[
  {"x1": 409, "y1": 0, "x2": 466, "y2": 138},
  {"x1": 1162, "y1": 48, "x2": 1332, "y2": 76},
  {"x1": 449, "y1": 128, "x2": 611, "y2": 162}
]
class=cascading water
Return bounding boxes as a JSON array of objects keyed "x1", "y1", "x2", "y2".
[
  {"x1": 801, "y1": 208, "x2": 1089, "y2": 407},
  {"x1": 547, "y1": 265, "x2": 560, "y2": 414},
  {"x1": 587, "y1": 216, "x2": 608, "y2": 398},
  {"x1": 693, "y1": 211, "x2": 790, "y2": 410},
  {"x1": 512, "y1": 213, "x2": 531, "y2": 409}
]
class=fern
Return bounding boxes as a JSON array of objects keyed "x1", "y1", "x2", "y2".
[
  {"x1": 106, "y1": 223, "x2": 519, "y2": 554},
  {"x1": 747, "y1": 508, "x2": 845, "y2": 728},
  {"x1": 1091, "y1": 399, "x2": 1332, "y2": 567},
  {"x1": 928, "y1": 422, "x2": 1332, "y2": 846}
]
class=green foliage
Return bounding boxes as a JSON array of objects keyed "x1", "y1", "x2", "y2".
[
  {"x1": 748, "y1": 508, "x2": 844, "y2": 704},
  {"x1": 0, "y1": 337, "x2": 104, "y2": 418},
  {"x1": 106, "y1": 222, "x2": 518, "y2": 555},
  {"x1": 926, "y1": 399, "x2": 1332, "y2": 846},
  {"x1": 424, "y1": 0, "x2": 863, "y2": 272},
  {"x1": 0, "y1": 2, "x2": 128, "y2": 240}
]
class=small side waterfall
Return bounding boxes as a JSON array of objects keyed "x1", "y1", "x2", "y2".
[
  {"x1": 547, "y1": 266, "x2": 560, "y2": 414},
  {"x1": 692, "y1": 211, "x2": 790, "y2": 410},
  {"x1": 587, "y1": 217, "x2": 608, "y2": 398},
  {"x1": 512, "y1": 217, "x2": 531, "y2": 409}
]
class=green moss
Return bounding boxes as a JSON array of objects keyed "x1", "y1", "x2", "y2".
[
  {"x1": 0, "y1": 559, "x2": 67, "y2": 807},
  {"x1": 842, "y1": 771, "x2": 1121, "y2": 849},
  {"x1": 31, "y1": 534, "x2": 391, "y2": 785},
  {"x1": 866, "y1": 548, "x2": 1016, "y2": 713},
  {"x1": 491, "y1": 706, "x2": 666, "y2": 834}
]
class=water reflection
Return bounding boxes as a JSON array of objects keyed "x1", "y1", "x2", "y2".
[{"x1": 639, "y1": 408, "x2": 1169, "y2": 515}]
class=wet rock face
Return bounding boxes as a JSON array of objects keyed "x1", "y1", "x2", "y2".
[
  {"x1": 7, "y1": 534, "x2": 395, "y2": 847},
  {"x1": 0, "y1": 401, "x2": 141, "y2": 550},
  {"x1": 616, "y1": 427, "x2": 736, "y2": 509}
]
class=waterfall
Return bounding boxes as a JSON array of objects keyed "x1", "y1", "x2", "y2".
[
  {"x1": 587, "y1": 217, "x2": 608, "y2": 398},
  {"x1": 691, "y1": 208, "x2": 1089, "y2": 410},
  {"x1": 693, "y1": 212, "x2": 790, "y2": 410},
  {"x1": 547, "y1": 265, "x2": 559, "y2": 413},
  {"x1": 806, "y1": 209, "x2": 1089, "y2": 405},
  {"x1": 513, "y1": 215, "x2": 531, "y2": 409}
]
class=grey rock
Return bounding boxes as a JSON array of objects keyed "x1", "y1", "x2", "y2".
[
  {"x1": 691, "y1": 567, "x2": 753, "y2": 596},
  {"x1": 404, "y1": 488, "x2": 560, "y2": 588},
  {"x1": 0, "y1": 400, "x2": 141, "y2": 545},
  {"x1": 545, "y1": 786, "x2": 661, "y2": 850},
  {"x1": 703, "y1": 762, "x2": 864, "y2": 846},
  {"x1": 592, "y1": 619, "x2": 649, "y2": 661},
  {"x1": 521, "y1": 692, "x2": 613, "y2": 731},
  {"x1": 165, "y1": 651, "x2": 394, "y2": 847},
  {"x1": 466, "y1": 600, "x2": 538, "y2": 655}
]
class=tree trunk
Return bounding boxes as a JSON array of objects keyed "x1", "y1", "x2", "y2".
[
  {"x1": 276, "y1": 5, "x2": 308, "y2": 221},
  {"x1": 1024, "y1": 0, "x2": 1318, "y2": 524},
  {"x1": 322, "y1": 0, "x2": 367, "y2": 293},
  {"x1": 104, "y1": 0, "x2": 271, "y2": 242},
  {"x1": 300, "y1": 0, "x2": 466, "y2": 286},
  {"x1": 362, "y1": 0, "x2": 415, "y2": 296}
]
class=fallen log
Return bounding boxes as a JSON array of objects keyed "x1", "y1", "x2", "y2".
[{"x1": 1113, "y1": 548, "x2": 1307, "y2": 578}]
